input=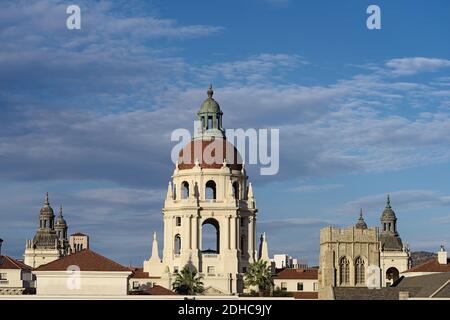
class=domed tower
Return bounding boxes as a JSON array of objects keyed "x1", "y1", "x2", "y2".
[
  {"x1": 144, "y1": 85, "x2": 259, "y2": 294},
  {"x1": 355, "y1": 209, "x2": 368, "y2": 230},
  {"x1": 33, "y1": 193, "x2": 58, "y2": 249},
  {"x1": 379, "y1": 195, "x2": 410, "y2": 286},
  {"x1": 24, "y1": 193, "x2": 64, "y2": 268},
  {"x1": 379, "y1": 195, "x2": 402, "y2": 250},
  {"x1": 55, "y1": 205, "x2": 69, "y2": 255}
]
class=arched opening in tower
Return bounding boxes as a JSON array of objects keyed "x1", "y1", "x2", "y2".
[
  {"x1": 174, "y1": 234, "x2": 181, "y2": 255},
  {"x1": 386, "y1": 267, "x2": 399, "y2": 285},
  {"x1": 205, "y1": 180, "x2": 217, "y2": 200},
  {"x1": 202, "y1": 218, "x2": 220, "y2": 254},
  {"x1": 181, "y1": 181, "x2": 189, "y2": 199},
  {"x1": 233, "y1": 181, "x2": 239, "y2": 199}
]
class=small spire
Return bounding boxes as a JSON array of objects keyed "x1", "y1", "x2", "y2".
[
  {"x1": 248, "y1": 182, "x2": 254, "y2": 199},
  {"x1": 166, "y1": 181, "x2": 173, "y2": 200},
  {"x1": 153, "y1": 231, "x2": 157, "y2": 241},
  {"x1": 44, "y1": 192, "x2": 49, "y2": 205},
  {"x1": 359, "y1": 208, "x2": 363, "y2": 219},
  {"x1": 207, "y1": 84, "x2": 213, "y2": 98},
  {"x1": 59, "y1": 205, "x2": 63, "y2": 216},
  {"x1": 386, "y1": 194, "x2": 391, "y2": 208}
]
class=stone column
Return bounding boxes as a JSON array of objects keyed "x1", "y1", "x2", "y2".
[
  {"x1": 248, "y1": 216, "x2": 255, "y2": 261},
  {"x1": 191, "y1": 215, "x2": 198, "y2": 250},
  {"x1": 235, "y1": 215, "x2": 240, "y2": 251},
  {"x1": 231, "y1": 215, "x2": 237, "y2": 249},
  {"x1": 226, "y1": 215, "x2": 231, "y2": 250},
  {"x1": 187, "y1": 215, "x2": 192, "y2": 250}
]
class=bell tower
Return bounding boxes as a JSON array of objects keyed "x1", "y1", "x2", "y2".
[{"x1": 144, "y1": 86, "x2": 260, "y2": 294}]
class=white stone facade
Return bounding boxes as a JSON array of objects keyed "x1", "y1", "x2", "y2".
[{"x1": 144, "y1": 158, "x2": 258, "y2": 294}]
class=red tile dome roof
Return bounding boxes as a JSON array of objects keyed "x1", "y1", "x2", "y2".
[{"x1": 178, "y1": 138, "x2": 243, "y2": 171}]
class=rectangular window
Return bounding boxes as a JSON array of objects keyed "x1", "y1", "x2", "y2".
[
  {"x1": 176, "y1": 217, "x2": 181, "y2": 227},
  {"x1": 242, "y1": 267, "x2": 247, "y2": 273},
  {"x1": 297, "y1": 282, "x2": 304, "y2": 291},
  {"x1": 281, "y1": 282, "x2": 287, "y2": 291},
  {"x1": 208, "y1": 116, "x2": 213, "y2": 129},
  {"x1": 132, "y1": 281, "x2": 140, "y2": 290},
  {"x1": 207, "y1": 266, "x2": 215, "y2": 274},
  {"x1": 313, "y1": 282, "x2": 318, "y2": 291},
  {"x1": 0, "y1": 273, "x2": 7, "y2": 280}
]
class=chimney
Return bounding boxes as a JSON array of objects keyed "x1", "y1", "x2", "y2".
[{"x1": 438, "y1": 245, "x2": 447, "y2": 265}]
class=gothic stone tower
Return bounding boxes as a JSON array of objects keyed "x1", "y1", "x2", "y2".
[
  {"x1": 144, "y1": 85, "x2": 258, "y2": 294},
  {"x1": 379, "y1": 195, "x2": 410, "y2": 286},
  {"x1": 24, "y1": 193, "x2": 69, "y2": 268}
]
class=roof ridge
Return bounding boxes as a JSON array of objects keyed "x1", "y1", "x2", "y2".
[
  {"x1": 0, "y1": 255, "x2": 31, "y2": 270},
  {"x1": 405, "y1": 257, "x2": 438, "y2": 272},
  {"x1": 34, "y1": 248, "x2": 129, "y2": 272}
]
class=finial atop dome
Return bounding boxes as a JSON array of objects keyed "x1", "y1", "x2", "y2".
[
  {"x1": 386, "y1": 194, "x2": 391, "y2": 208},
  {"x1": 59, "y1": 205, "x2": 63, "y2": 216},
  {"x1": 44, "y1": 192, "x2": 49, "y2": 205},
  {"x1": 356, "y1": 208, "x2": 368, "y2": 229},
  {"x1": 207, "y1": 84, "x2": 213, "y2": 98}
]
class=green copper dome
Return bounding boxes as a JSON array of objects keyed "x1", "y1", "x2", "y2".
[{"x1": 198, "y1": 84, "x2": 222, "y2": 115}]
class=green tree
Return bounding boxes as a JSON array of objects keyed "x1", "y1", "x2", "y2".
[
  {"x1": 172, "y1": 264, "x2": 204, "y2": 295},
  {"x1": 244, "y1": 260, "x2": 273, "y2": 296}
]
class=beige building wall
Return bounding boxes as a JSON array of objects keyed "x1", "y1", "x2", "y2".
[
  {"x1": 273, "y1": 278, "x2": 318, "y2": 292},
  {"x1": 33, "y1": 271, "x2": 131, "y2": 296},
  {"x1": 24, "y1": 247, "x2": 61, "y2": 269},
  {"x1": 0, "y1": 269, "x2": 33, "y2": 295},
  {"x1": 380, "y1": 250, "x2": 409, "y2": 285}
]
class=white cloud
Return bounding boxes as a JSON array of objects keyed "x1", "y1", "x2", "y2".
[
  {"x1": 341, "y1": 190, "x2": 450, "y2": 216},
  {"x1": 194, "y1": 53, "x2": 307, "y2": 84},
  {"x1": 385, "y1": 57, "x2": 450, "y2": 76},
  {"x1": 289, "y1": 183, "x2": 343, "y2": 193}
]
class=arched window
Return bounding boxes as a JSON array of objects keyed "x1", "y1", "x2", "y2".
[
  {"x1": 181, "y1": 181, "x2": 189, "y2": 199},
  {"x1": 208, "y1": 116, "x2": 213, "y2": 129},
  {"x1": 386, "y1": 267, "x2": 399, "y2": 284},
  {"x1": 339, "y1": 257, "x2": 350, "y2": 285},
  {"x1": 355, "y1": 257, "x2": 365, "y2": 285},
  {"x1": 205, "y1": 180, "x2": 217, "y2": 200},
  {"x1": 174, "y1": 234, "x2": 181, "y2": 254},
  {"x1": 233, "y1": 181, "x2": 239, "y2": 199},
  {"x1": 202, "y1": 218, "x2": 220, "y2": 254}
]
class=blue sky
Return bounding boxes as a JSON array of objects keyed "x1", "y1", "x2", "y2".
[{"x1": 0, "y1": 0, "x2": 449, "y2": 266}]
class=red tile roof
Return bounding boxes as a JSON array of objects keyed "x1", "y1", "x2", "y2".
[
  {"x1": 404, "y1": 258, "x2": 450, "y2": 273},
  {"x1": 129, "y1": 267, "x2": 161, "y2": 279},
  {"x1": 0, "y1": 255, "x2": 32, "y2": 270},
  {"x1": 140, "y1": 285, "x2": 178, "y2": 295},
  {"x1": 293, "y1": 292, "x2": 319, "y2": 299},
  {"x1": 34, "y1": 249, "x2": 130, "y2": 272},
  {"x1": 274, "y1": 268, "x2": 318, "y2": 280}
]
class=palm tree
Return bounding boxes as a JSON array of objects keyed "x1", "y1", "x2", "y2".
[
  {"x1": 172, "y1": 263, "x2": 204, "y2": 295},
  {"x1": 244, "y1": 260, "x2": 273, "y2": 296}
]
